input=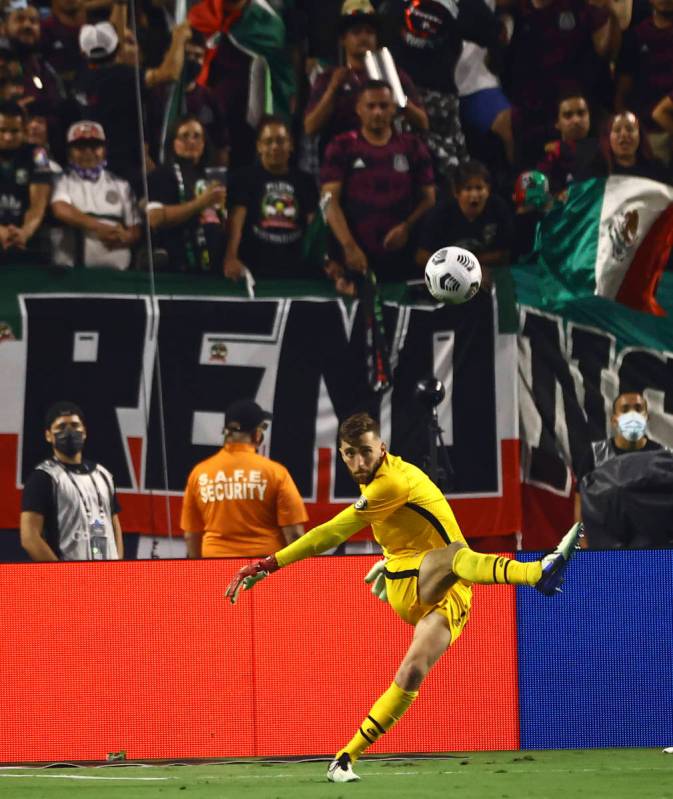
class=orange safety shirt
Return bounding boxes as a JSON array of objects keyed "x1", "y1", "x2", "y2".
[{"x1": 180, "y1": 442, "x2": 308, "y2": 557}]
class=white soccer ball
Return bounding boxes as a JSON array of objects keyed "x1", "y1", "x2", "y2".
[{"x1": 424, "y1": 246, "x2": 482, "y2": 304}]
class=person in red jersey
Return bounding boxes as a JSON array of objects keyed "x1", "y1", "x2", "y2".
[
  {"x1": 505, "y1": 0, "x2": 620, "y2": 158},
  {"x1": 321, "y1": 79, "x2": 435, "y2": 292},
  {"x1": 304, "y1": 0, "x2": 427, "y2": 160}
]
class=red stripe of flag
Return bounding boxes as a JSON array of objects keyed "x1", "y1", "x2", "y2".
[{"x1": 616, "y1": 202, "x2": 673, "y2": 316}]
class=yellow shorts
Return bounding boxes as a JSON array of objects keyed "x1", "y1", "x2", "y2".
[{"x1": 384, "y1": 552, "x2": 472, "y2": 640}]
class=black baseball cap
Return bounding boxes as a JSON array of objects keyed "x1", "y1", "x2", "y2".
[
  {"x1": 338, "y1": 0, "x2": 381, "y2": 33},
  {"x1": 224, "y1": 399, "x2": 272, "y2": 433}
]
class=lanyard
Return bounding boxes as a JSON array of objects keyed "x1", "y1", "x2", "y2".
[
  {"x1": 173, "y1": 162, "x2": 211, "y2": 272},
  {"x1": 56, "y1": 460, "x2": 106, "y2": 521}
]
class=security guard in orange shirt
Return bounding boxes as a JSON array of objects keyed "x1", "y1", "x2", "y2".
[{"x1": 181, "y1": 399, "x2": 308, "y2": 558}]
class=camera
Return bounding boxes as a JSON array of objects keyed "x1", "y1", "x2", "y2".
[
  {"x1": 414, "y1": 377, "x2": 453, "y2": 491},
  {"x1": 414, "y1": 378, "x2": 445, "y2": 409}
]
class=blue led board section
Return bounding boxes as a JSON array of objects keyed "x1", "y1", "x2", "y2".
[{"x1": 516, "y1": 550, "x2": 673, "y2": 749}]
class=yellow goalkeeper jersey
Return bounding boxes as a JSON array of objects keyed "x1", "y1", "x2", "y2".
[{"x1": 275, "y1": 452, "x2": 466, "y2": 567}]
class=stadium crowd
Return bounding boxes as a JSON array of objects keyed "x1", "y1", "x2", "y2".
[{"x1": 0, "y1": 0, "x2": 670, "y2": 286}]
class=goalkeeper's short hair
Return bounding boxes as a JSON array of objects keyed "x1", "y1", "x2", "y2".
[{"x1": 339, "y1": 412, "x2": 380, "y2": 446}]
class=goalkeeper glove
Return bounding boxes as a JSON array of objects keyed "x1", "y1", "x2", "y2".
[
  {"x1": 225, "y1": 555, "x2": 279, "y2": 605},
  {"x1": 364, "y1": 558, "x2": 388, "y2": 603}
]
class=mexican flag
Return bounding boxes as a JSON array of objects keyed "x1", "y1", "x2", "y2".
[
  {"x1": 536, "y1": 176, "x2": 673, "y2": 316},
  {"x1": 189, "y1": 0, "x2": 296, "y2": 124}
]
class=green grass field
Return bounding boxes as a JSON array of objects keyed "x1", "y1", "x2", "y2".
[{"x1": 1, "y1": 750, "x2": 672, "y2": 799}]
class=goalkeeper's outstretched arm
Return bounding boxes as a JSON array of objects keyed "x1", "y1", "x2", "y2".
[{"x1": 225, "y1": 506, "x2": 368, "y2": 604}]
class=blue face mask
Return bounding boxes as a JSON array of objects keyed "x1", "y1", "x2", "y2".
[{"x1": 617, "y1": 411, "x2": 647, "y2": 442}]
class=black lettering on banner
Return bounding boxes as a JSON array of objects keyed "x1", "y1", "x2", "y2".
[
  {"x1": 18, "y1": 293, "x2": 506, "y2": 500},
  {"x1": 520, "y1": 310, "x2": 592, "y2": 490},
  {"x1": 145, "y1": 299, "x2": 280, "y2": 491},
  {"x1": 21, "y1": 297, "x2": 147, "y2": 487},
  {"x1": 569, "y1": 324, "x2": 613, "y2": 441}
]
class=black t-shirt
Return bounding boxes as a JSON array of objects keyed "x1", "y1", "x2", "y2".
[
  {"x1": 22, "y1": 458, "x2": 121, "y2": 556},
  {"x1": 148, "y1": 160, "x2": 226, "y2": 273},
  {"x1": 576, "y1": 437, "x2": 663, "y2": 483},
  {"x1": 227, "y1": 162, "x2": 319, "y2": 278},
  {"x1": 0, "y1": 144, "x2": 52, "y2": 226},
  {"x1": 379, "y1": 0, "x2": 500, "y2": 94},
  {"x1": 419, "y1": 193, "x2": 514, "y2": 257}
]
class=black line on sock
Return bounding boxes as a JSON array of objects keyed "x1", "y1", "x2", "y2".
[
  {"x1": 368, "y1": 715, "x2": 386, "y2": 735},
  {"x1": 404, "y1": 502, "x2": 451, "y2": 545},
  {"x1": 492, "y1": 557, "x2": 499, "y2": 584},
  {"x1": 503, "y1": 559, "x2": 511, "y2": 584},
  {"x1": 359, "y1": 727, "x2": 374, "y2": 744}
]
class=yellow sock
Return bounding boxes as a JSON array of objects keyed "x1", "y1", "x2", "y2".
[
  {"x1": 452, "y1": 547, "x2": 541, "y2": 586},
  {"x1": 337, "y1": 681, "x2": 418, "y2": 763}
]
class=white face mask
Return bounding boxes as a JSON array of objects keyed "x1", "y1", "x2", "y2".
[{"x1": 617, "y1": 410, "x2": 647, "y2": 442}]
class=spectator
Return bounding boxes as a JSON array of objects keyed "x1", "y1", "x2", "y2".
[
  {"x1": 41, "y1": 0, "x2": 86, "y2": 91},
  {"x1": 321, "y1": 79, "x2": 435, "y2": 290},
  {"x1": 20, "y1": 400, "x2": 124, "y2": 561},
  {"x1": 51, "y1": 120, "x2": 141, "y2": 269},
  {"x1": 225, "y1": 115, "x2": 319, "y2": 282},
  {"x1": 574, "y1": 391, "x2": 664, "y2": 544},
  {"x1": 455, "y1": 0, "x2": 514, "y2": 166},
  {"x1": 183, "y1": 32, "x2": 230, "y2": 167},
  {"x1": 378, "y1": 0, "x2": 503, "y2": 178},
  {"x1": 0, "y1": 99, "x2": 51, "y2": 263},
  {"x1": 146, "y1": 114, "x2": 227, "y2": 274},
  {"x1": 576, "y1": 110, "x2": 669, "y2": 182},
  {"x1": 304, "y1": 0, "x2": 428, "y2": 159},
  {"x1": 537, "y1": 90, "x2": 597, "y2": 196},
  {"x1": 75, "y1": 21, "x2": 145, "y2": 188},
  {"x1": 188, "y1": 0, "x2": 297, "y2": 170},
  {"x1": 75, "y1": 19, "x2": 191, "y2": 190},
  {"x1": 652, "y1": 91, "x2": 673, "y2": 165},
  {"x1": 504, "y1": 0, "x2": 620, "y2": 161},
  {"x1": 4, "y1": 1, "x2": 65, "y2": 114},
  {"x1": 4, "y1": 0, "x2": 65, "y2": 149},
  {"x1": 416, "y1": 160, "x2": 513, "y2": 286},
  {"x1": 615, "y1": 0, "x2": 673, "y2": 164},
  {"x1": 180, "y1": 398, "x2": 307, "y2": 558}
]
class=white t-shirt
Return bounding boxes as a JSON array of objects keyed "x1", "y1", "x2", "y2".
[
  {"x1": 51, "y1": 170, "x2": 140, "y2": 270},
  {"x1": 454, "y1": 0, "x2": 499, "y2": 98}
]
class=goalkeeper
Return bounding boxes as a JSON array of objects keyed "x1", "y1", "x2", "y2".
[{"x1": 225, "y1": 412, "x2": 581, "y2": 783}]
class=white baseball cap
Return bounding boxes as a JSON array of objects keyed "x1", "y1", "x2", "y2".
[{"x1": 79, "y1": 22, "x2": 119, "y2": 61}]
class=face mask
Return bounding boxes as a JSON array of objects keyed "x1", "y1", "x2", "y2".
[
  {"x1": 617, "y1": 411, "x2": 647, "y2": 442},
  {"x1": 54, "y1": 429, "x2": 85, "y2": 457}
]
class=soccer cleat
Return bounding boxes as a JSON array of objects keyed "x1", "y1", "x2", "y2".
[
  {"x1": 535, "y1": 522, "x2": 583, "y2": 596},
  {"x1": 326, "y1": 753, "x2": 361, "y2": 783}
]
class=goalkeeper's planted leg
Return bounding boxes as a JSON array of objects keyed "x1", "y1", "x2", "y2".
[{"x1": 326, "y1": 611, "x2": 450, "y2": 782}]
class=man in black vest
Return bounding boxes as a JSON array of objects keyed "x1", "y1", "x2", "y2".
[{"x1": 20, "y1": 400, "x2": 123, "y2": 561}]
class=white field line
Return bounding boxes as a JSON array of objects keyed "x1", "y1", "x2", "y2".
[
  {"x1": 0, "y1": 774, "x2": 173, "y2": 781},
  {"x1": 2, "y1": 763, "x2": 670, "y2": 783}
]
